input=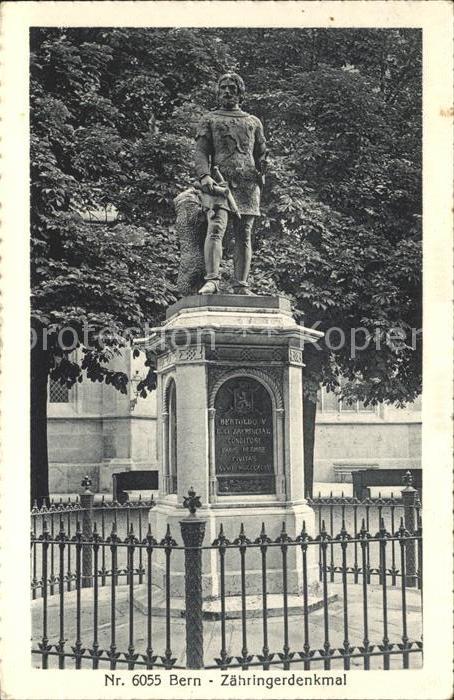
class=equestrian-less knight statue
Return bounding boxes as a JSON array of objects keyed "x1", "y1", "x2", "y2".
[{"x1": 174, "y1": 73, "x2": 268, "y2": 296}]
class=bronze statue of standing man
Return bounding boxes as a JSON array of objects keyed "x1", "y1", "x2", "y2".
[{"x1": 195, "y1": 73, "x2": 267, "y2": 295}]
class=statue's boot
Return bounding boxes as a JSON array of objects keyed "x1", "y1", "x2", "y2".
[{"x1": 198, "y1": 279, "x2": 220, "y2": 295}]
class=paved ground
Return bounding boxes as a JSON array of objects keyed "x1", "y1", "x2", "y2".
[{"x1": 32, "y1": 581, "x2": 422, "y2": 671}]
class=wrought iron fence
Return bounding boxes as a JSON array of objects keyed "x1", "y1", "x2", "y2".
[
  {"x1": 202, "y1": 518, "x2": 422, "y2": 671},
  {"x1": 307, "y1": 481, "x2": 421, "y2": 587},
  {"x1": 307, "y1": 491, "x2": 421, "y2": 543},
  {"x1": 31, "y1": 481, "x2": 423, "y2": 672},
  {"x1": 31, "y1": 482, "x2": 154, "y2": 600}
]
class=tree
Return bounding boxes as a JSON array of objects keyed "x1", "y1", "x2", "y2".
[
  {"x1": 31, "y1": 28, "x2": 422, "y2": 503},
  {"x1": 216, "y1": 28, "x2": 422, "y2": 494},
  {"x1": 30, "y1": 28, "x2": 227, "y2": 504}
]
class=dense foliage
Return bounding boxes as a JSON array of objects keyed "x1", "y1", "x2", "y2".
[{"x1": 31, "y1": 28, "x2": 422, "y2": 501}]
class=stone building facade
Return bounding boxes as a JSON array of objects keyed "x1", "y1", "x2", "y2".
[
  {"x1": 47, "y1": 350, "x2": 158, "y2": 494},
  {"x1": 314, "y1": 390, "x2": 421, "y2": 484},
  {"x1": 47, "y1": 349, "x2": 421, "y2": 494}
]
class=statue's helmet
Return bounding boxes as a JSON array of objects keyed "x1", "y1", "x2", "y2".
[{"x1": 216, "y1": 72, "x2": 246, "y2": 102}]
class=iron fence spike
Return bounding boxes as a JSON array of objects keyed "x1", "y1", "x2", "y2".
[
  {"x1": 403, "y1": 470, "x2": 413, "y2": 487},
  {"x1": 29, "y1": 491, "x2": 423, "y2": 667}
]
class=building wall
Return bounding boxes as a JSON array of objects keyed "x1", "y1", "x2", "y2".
[
  {"x1": 314, "y1": 391, "x2": 421, "y2": 482},
  {"x1": 48, "y1": 350, "x2": 158, "y2": 494},
  {"x1": 47, "y1": 351, "x2": 421, "y2": 494}
]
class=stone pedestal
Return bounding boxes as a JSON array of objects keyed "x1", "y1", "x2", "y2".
[{"x1": 135, "y1": 295, "x2": 323, "y2": 597}]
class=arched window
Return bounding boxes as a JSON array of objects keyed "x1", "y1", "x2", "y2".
[{"x1": 165, "y1": 379, "x2": 177, "y2": 494}]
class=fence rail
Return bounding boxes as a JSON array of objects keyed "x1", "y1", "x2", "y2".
[
  {"x1": 31, "y1": 489, "x2": 154, "y2": 599},
  {"x1": 306, "y1": 490, "x2": 421, "y2": 587},
  {"x1": 31, "y1": 480, "x2": 423, "y2": 672}
]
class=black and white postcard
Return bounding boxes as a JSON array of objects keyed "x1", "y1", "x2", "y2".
[{"x1": 0, "y1": 2, "x2": 453, "y2": 699}]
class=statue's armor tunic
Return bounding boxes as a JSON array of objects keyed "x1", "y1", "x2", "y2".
[{"x1": 194, "y1": 108, "x2": 267, "y2": 216}]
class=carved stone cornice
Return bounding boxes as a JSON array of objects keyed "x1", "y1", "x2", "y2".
[
  {"x1": 206, "y1": 345, "x2": 286, "y2": 363},
  {"x1": 156, "y1": 345, "x2": 205, "y2": 372},
  {"x1": 288, "y1": 347, "x2": 304, "y2": 366}
]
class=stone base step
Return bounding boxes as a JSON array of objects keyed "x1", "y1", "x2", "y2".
[{"x1": 131, "y1": 586, "x2": 338, "y2": 620}]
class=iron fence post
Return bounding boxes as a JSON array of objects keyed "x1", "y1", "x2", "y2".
[
  {"x1": 80, "y1": 476, "x2": 94, "y2": 588},
  {"x1": 180, "y1": 489, "x2": 206, "y2": 670},
  {"x1": 401, "y1": 471, "x2": 417, "y2": 588}
]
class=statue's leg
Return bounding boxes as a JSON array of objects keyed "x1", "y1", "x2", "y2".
[
  {"x1": 198, "y1": 207, "x2": 228, "y2": 295},
  {"x1": 233, "y1": 215, "x2": 255, "y2": 294}
]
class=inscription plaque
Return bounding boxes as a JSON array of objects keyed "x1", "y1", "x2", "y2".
[{"x1": 215, "y1": 377, "x2": 274, "y2": 495}]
